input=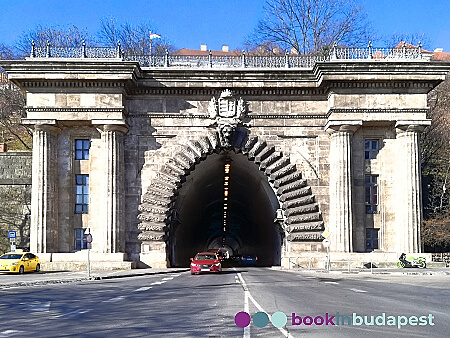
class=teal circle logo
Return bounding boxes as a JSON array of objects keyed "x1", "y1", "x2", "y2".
[
  {"x1": 235, "y1": 311, "x2": 288, "y2": 328},
  {"x1": 271, "y1": 311, "x2": 288, "y2": 328},
  {"x1": 253, "y1": 312, "x2": 269, "y2": 328}
]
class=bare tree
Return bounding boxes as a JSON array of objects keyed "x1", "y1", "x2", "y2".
[
  {"x1": 421, "y1": 75, "x2": 450, "y2": 250},
  {"x1": 98, "y1": 17, "x2": 175, "y2": 55},
  {"x1": 0, "y1": 77, "x2": 31, "y2": 150},
  {"x1": 0, "y1": 185, "x2": 31, "y2": 253},
  {"x1": 249, "y1": 0, "x2": 373, "y2": 54},
  {"x1": 15, "y1": 24, "x2": 95, "y2": 58},
  {"x1": 384, "y1": 32, "x2": 431, "y2": 50}
]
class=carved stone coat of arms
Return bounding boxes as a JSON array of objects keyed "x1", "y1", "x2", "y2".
[{"x1": 208, "y1": 89, "x2": 248, "y2": 147}]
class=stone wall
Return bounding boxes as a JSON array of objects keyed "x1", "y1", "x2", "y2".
[{"x1": 0, "y1": 152, "x2": 32, "y2": 253}]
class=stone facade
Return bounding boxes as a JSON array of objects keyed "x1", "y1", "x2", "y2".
[
  {"x1": 2, "y1": 57, "x2": 449, "y2": 268},
  {"x1": 0, "y1": 151, "x2": 32, "y2": 253}
]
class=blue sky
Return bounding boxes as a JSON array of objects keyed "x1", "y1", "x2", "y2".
[{"x1": 0, "y1": 0, "x2": 449, "y2": 52}]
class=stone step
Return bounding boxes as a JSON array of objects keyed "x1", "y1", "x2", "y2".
[
  {"x1": 286, "y1": 212, "x2": 321, "y2": 224},
  {"x1": 142, "y1": 194, "x2": 172, "y2": 207},
  {"x1": 138, "y1": 230, "x2": 166, "y2": 241},
  {"x1": 242, "y1": 136, "x2": 258, "y2": 154},
  {"x1": 137, "y1": 222, "x2": 167, "y2": 232},
  {"x1": 165, "y1": 162, "x2": 185, "y2": 176},
  {"x1": 280, "y1": 191, "x2": 315, "y2": 204},
  {"x1": 138, "y1": 204, "x2": 168, "y2": 217},
  {"x1": 274, "y1": 171, "x2": 302, "y2": 188},
  {"x1": 281, "y1": 188, "x2": 312, "y2": 206},
  {"x1": 254, "y1": 145, "x2": 274, "y2": 164},
  {"x1": 269, "y1": 164, "x2": 296, "y2": 181},
  {"x1": 276, "y1": 180, "x2": 308, "y2": 195},
  {"x1": 248, "y1": 141, "x2": 267, "y2": 160},
  {"x1": 137, "y1": 213, "x2": 166, "y2": 224},
  {"x1": 288, "y1": 221, "x2": 324, "y2": 232},
  {"x1": 284, "y1": 203, "x2": 319, "y2": 217},
  {"x1": 266, "y1": 157, "x2": 290, "y2": 175},
  {"x1": 260, "y1": 151, "x2": 282, "y2": 170},
  {"x1": 206, "y1": 132, "x2": 219, "y2": 150},
  {"x1": 288, "y1": 232, "x2": 322, "y2": 241}
]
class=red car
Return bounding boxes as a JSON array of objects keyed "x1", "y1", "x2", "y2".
[{"x1": 190, "y1": 252, "x2": 222, "y2": 275}]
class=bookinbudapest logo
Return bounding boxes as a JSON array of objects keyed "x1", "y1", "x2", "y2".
[{"x1": 235, "y1": 311, "x2": 436, "y2": 330}]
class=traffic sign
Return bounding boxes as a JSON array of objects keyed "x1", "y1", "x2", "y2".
[
  {"x1": 86, "y1": 234, "x2": 93, "y2": 244},
  {"x1": 322, "y1": 239, "x2": 331, "y2": 247},
  {"x1": 8, "y1": 231, "x2": 16, "y2": 239}
]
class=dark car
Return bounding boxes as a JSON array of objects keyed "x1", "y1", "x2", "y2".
[
  {"x1": 240, "y1": 255, "x2": 258, "y2": 266},
  {"x1": 190, "y1": 252, "x2": 222, "y2": 275}
]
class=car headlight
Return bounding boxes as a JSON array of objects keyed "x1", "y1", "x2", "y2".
[
  {"x1": 213, "y1": 263, "x2": 221, "y2": 267},
  {"x1": 191, "y1": 263, "x2": 198, "y2": 267},
  {"x1": 11, "y1": 263, "x2": 18, "y2": 266}
]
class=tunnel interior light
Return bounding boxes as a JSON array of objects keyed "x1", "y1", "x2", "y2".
[{"x1": 223, "y1": 162, "x2": 231, "y2": 235}]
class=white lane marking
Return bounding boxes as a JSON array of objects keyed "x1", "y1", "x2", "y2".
[
  {"x1": 171, "y1": 274, "x2": 181, "y2": 277},
  {"x1": 150, "y1": 281, "x2": 166, "y2": 285},
  {"x1": 51, "y1": 308, "x2": 91, "y2": 319},
  {"x1": 162, "y1": 277, "x2": 173, "y2": 281},
  {"x1": 235, "y1": 269, "x2": 294, "y2": 338},
  {"x1": 135, "y1": 286, "x2": 153, "y2": 292},
  {"x1": 346, "y1": 288, "x2": 367, "y2": 293},
  {"x1": 102, "y1": 296, "x2": 125, "y2": 303},
  {"x1": 24, "y1": 301, "x2": 51, "y2": 312},
  {"x1": 0, "y1": 330, "x2": 24, "y2": 337},
  {"x1": 236, "y1": 272, "x2": 250, "y2": 338},
  {"x1": 324, "y1": 281, "x2": 339, "y2": 284}
]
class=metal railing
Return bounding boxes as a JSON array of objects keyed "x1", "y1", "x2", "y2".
[{"x1": 29, "y1": 41, "x2": 427, "y2": 69}]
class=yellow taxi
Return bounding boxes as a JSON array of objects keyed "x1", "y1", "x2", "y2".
[{"x1": 0, "y1": 250, "x2": 41, "y2": 274}]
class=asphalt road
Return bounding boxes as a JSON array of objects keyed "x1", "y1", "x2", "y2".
[{"x1": 0, "y1": 268, "x2": 448, "y2": 338}]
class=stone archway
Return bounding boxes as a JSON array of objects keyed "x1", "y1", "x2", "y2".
[{"x1": 137, "y1": 131, "x2": 324, "y2": 267}]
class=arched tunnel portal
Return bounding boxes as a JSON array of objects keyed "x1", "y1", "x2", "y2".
[{"x1": 170, "y1": 151, "x2": 282, "y2": 267}]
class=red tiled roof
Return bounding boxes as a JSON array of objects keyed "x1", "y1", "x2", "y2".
[
  {"x1": 393, "y1": 41, "x2": 432, "y2": 53},
  {"x1": 431, "y1": 52, "x2": 450, "y2": 61}
]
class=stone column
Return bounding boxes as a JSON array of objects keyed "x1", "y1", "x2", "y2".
[
  {"x1": 395, "y1": 123, "x2": 426, "y2": 253},
  {"x1": 99, "y1": 125, "x2": 127, "y2": 253},
  {"x1": 30, "y1": 124, "x2": 60, "y2": 253},
  {"x1": 326, "y1": 122, "x2": 361, "y2": 252}
]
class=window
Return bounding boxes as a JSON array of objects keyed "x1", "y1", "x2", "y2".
[
  {"x1": 366, "y1": 228, "x2": 379, "y2": 250},
  {"x1": 365, "y1": 139, "x2": 379, "y2": 159},
  {"x1": 75, "y1": 139, "x2": 90, "y2": 160},
  {"x1": 75, "y1": 174, "x2": 89, "y2": 214},
  {"x1": 365, "y1": 175, "x2": 378, "y2": 213},
  {"x1": 75, "y1": 229, "x2": 87, "y2": 250}
]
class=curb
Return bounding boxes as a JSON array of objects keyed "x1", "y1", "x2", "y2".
[
  {"x1": 93, "y1": 268, "x2": 190, "y2": 280},
  {"x1": 0, "y1": 268, "x2": 190, "y2": 288},
  {"x1": 281, "y1": 268, "x2": 450, "y2": 276}
]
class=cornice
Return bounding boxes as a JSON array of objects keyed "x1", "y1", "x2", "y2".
[
  {"x1": 129, "y1": 113, "x2": 328, "y2": 119},
  {"x1": 21, "y1": 80, "x2": 127, "y2": 88},
  {"x1": 26, "y1": 107, "x2": 125, "y2": 113},
  {"x1": 129, "y1": 87, "x2": 327, "y2": 97},
  {"x1": 329, "y1": 108, "x2": 429, "y2": 114}
]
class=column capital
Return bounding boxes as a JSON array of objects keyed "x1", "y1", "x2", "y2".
[
  {"x1": 325, "y1": 120, "x2": 362, "y2": 135},
  {"x1": 98, "y1": 124, "x2": 128, "y2": 134},
  {"x1": 34, "y1": 124, "x2": 61, "y2": 134},
  {"x1": 395, "y1": 120, "x2": 431, "y2": 134}
]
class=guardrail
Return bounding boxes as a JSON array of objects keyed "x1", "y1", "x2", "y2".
[{"x1": 28, "y1": 41, "x2": 427, "y2": 69}]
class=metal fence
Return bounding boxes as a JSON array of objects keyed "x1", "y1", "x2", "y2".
[{"x1": 29, "y1": 41, "x2": 427, "y2": 69}]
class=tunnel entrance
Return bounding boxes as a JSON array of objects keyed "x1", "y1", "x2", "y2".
[{"x1": 169, "y1": 150, "x2": 282, "y2": 267}]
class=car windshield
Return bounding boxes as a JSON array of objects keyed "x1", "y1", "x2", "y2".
[
  {"x1": 195, "y1": 254, "x2": 217, "y2": 260},
  {"x1": 0, "y1": 254, "x2": 23, "y2": 259}
]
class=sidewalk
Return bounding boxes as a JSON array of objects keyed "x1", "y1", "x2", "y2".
[
  {"x1": 1, "y1": 266, "x2": 449, "y2": 289},
  {"x1": 0, "y1": 268, "x2": 190, "y2": 288},
  {"x1": 278, "y1": 267, "x2": 450, "y2": 276}
]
